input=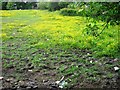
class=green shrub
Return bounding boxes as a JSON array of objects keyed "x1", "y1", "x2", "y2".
[
  {"x1": 7, "y1": 2, "x2": 15, "y2": 10},
  {"x1": 67, "y1": 3, "x2": 76, "y2": 9},
  {"x1": 60, "y1": 8, "x2": 78, "y2": 16},
  {"x1": 6, "y1": 2, "x2": 37, "y2": 10},
  {"x1": 77, "y1": 9, "x2": 84, "y2": 16},
  {"x1": 58, "y1": 2, "x2": 69, "y2": 9},
  {"x1": 48, "y1": 2, "x2": 69, "y2": 11},
  {"x1": 38, "y1": 2, "x2": 49, "y2": 10},
  {"x1": 0, "y1": 1, "x2": 2, "y2": 10},
  {"x1": 1, "y1": 2, "x2": 8, "y2": 10},
  {"x1": 48, "y1": 2, "x2": 60, "y2": 11}
]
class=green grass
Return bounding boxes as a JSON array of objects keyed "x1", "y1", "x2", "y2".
[
  {"x1": 1, "y1": 10, "x2": 119, "y2": 58},
  {"x1": 1, "y1": 10, "x2": 119, "y2": 88}
]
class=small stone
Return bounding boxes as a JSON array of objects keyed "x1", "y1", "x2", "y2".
[
  {"x1": 0, "y1": 77, "x2": 4, "y2": 80},
  {"x1": 26, "y1": 86, "x2": 31, "y2": 89},
  {"x1": 15, "y1": 82, "x2": 18, "y2": 85},
  {"x1": 59, "y1": 85, "x2": 63, "y2": 88},
  {"x1": 6, "y1": 79, "x2": 11, "y2": 82},
  {"x1": 28, "y1": 70, "x2": 33, "y2": 72},
  {"x1": 55, "y1": 81, "x2": 60, "y2": 85},
  {"x1": 33, "y1": 85, "x2": 38, "y2": 88},
  {"x1": 113, "y1": 58, "x2": 118, "y2": 62},
  {"x1": 17, "y1": 86, "x2": 20, "y2": 89},
  {"x1": 43, "y1": 80, "x2": 48, "y2": 83}
]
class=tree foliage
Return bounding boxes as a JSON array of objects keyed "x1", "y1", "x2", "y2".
[
  {"x1": 81, "y1": 2, "x2": 120, "y2": 25},
  {"x1": 48, "y1": 2, "x2": 60, "y2": 11},
  {"x1": 1, "y1": 2, "x2": 8, "y2": 10},
  {"x1": 2, "y1": 2, "x2": 119, "y2": 37},
  {"x1": 7, "y1": 2, "x2": 15, "y2": 10},
  {"x1": 38, "y1": 2, "x2": 49, "y2": 10},
  {"x1": 6, "y1": 2, "x2": 37, "y2": 10},
  {"x1": 48, "y1": 2, "x2": 69, "y2": 11},
  {"x1": 65, "y1": 2, "x2": 119, "y2": 36}
]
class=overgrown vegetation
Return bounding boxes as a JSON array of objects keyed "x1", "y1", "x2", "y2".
[
  {"x1": 1, "y1": 1, "x2": 120, "y2": 89},
  {"x1": 1, "y1": 10, "x2": 119, "y2": 65},
  {"x1": 60, "y1": 8, "x2": 78, "y2": 16},
  {"x1": 1, "y1": 2, "x2": 37, "y2": 10}
]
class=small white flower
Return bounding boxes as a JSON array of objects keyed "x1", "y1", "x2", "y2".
[
  {"x1": 113, "y1": 58, "x2": 118, "y2": 62},
  {"x1": 87, "y1": 53, "x2": 90, "y2": 55},
  {"x1": 90, "y1": 60, "x2": 92, "y2": 63},
  {"x1": 47, "y1": 39, "x2": 49, "y2": 41},
  {"x1": 114, "y1": 67, "x2": 119, "y2": 71}
]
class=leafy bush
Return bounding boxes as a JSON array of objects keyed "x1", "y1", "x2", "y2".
[
  {"x1": 77, "y1": 9, "x2": 84, "y2": 16},
  {"x1": 38, "y1": 2, "x2": 49, "y2": 10},
  {"x1": 48, "y1": 2, "x2": 60, "y2": 11},
  {"x1": 48, "y1": 2, "x2": 69, "y2": 11},
  {"x1": 0, "y1": 2, "x2": 1, "y2": 10},
  {"x1": 1, "y1": 2, "x2": 8, "y2": 10},
  {"x1": 6, "y1": 2, "x2": 37, "y2": 10},
  {"x1": 60, "y1": 8, "x2": 78, "y2": 16},
  {"x1": 81, "y1": 2, "x2": 120, "y2": 25},
  {"x1": 67, "y1": 3, "x2": 78, "y2": 9},
  {"x1": 58, "y1": 2, "x2": 69, "y2": 9},
  {"x1": 7, "y1": 2, "x2": 15, "y2": 10}
]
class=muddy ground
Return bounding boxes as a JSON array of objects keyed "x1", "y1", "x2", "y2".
[{"x1": 1, "y1": 48, "x2": 120, "y2": 90}]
